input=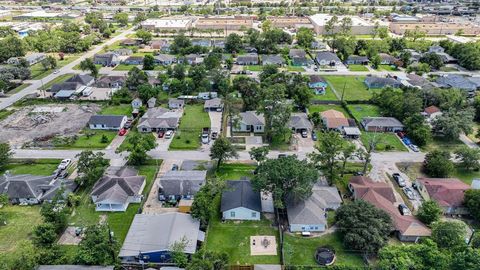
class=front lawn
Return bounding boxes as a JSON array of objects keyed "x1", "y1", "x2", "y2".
[
  {"x1": 113, "y1": 64, "x2": 137, "y2": 71},
  {"x1": 378, "y1": 65, "x2": 399, "y2": 71},
  {"x1": 323, "y1": 75, "x2": 373, "y2": 101},
  {"x1": 215, "y1": 163, "x2": 256, "y2": 180},
  {"x1": 244, "y1": 65, "x2": 263, "y2": 72},
  {"x1": 100, "y1": 104, "x2": 132, "y2": 116},
  {"x1": 169, "y1": 104, "x2": 211, "y2": 150},
  {"x1": 308, "y1": 104, "x2": 349, "y2": 116},
  {"x1": 286, "y1": 66, "x2": 305, "y2": 72},
  {"x1": 283, "y1": 232, "x2": 364, "y2": 267},
  {"x1": 41, "y1": 73, "x2": 74, "y2": 91},
  {"x1": 53, "y1": 129, "x2": 117, "y2": 149},
  {"x1": 360, "y1": 132, "x2": 407, "y2": 152},
  {"x1": 1, "y1": 159, "x2": 61, "y2": 175},
  {"x1": 347, "y1": 104, "x2": 381, "y2": 122},
  {"x1": 30, "y1": 54, "x2": 79, "y2": 80},
  {"x1": 7, "y1": 83, "x2": 30, "y2": 95},
  {"x1": 348, "y1": 64, "x2": 369, "y2": 71}
]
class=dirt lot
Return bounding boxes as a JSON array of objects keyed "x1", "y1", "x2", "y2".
[{"x1": 0, "y1": 104, "x2": 101, "y2": 147}]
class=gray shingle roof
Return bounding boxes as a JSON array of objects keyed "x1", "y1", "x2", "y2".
[
  {"x1": 204, "y1": 98, "x2": 223, "y2": 109},
  {"x1": 66, "y1": 74, "x2": 93, "y2": 85},
  {"x1": 0, "y1": 173, "x2": 54, "y2": 200},
  {"x1": 155, "y1": 54, "x2": 176, "y2": 62},
  {"x1": 50, "y1": 82, "x2": 81, "y2": 93},
  {"x1": 91, "y1": 167, "x2": 145, "y2": 204},
  {"x1": 119, "y1": 213, "x2": 202, "y2": 257},
  {"x1": 221, "y1": 180, "x2": 262, "y2": 212},
  {"x1": 88, "y1": 115, "x2": 126, "y2": 127},
  {"x1": 315, "y1": 51, "x2": 341, "y2": 63},
  {"x1": 158, "y1": 171, "x2": 206, "y2": 197},
  {"x1": 237, "y1": 53, "x2": 258, "y2": 63},
  {"x1": 289, "y1": 49, "x2": 306, "y2": 58},
  {"x1": 362, "y1": 117, "x2": 404, "y2": 128},
  {"x1": 137, "y1": 107, "x2": 182, "y2": 130},
  {"x1": 288, "y1": 113, "x2": 313, "y2": 130},
  {"x1": 239, "y1": 111, "x2": 265, "y2": 126},
  {"x1": 262, "y1": 54, "x2": 285, "y2": 65}
]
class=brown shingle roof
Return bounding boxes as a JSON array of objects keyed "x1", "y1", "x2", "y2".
[{"x1": 418, "y1": 178, "x2": 470, "y2": 208}]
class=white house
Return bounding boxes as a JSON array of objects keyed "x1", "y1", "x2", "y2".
[
  {"x1": 221, "y1": 180, "x2": 262, "y2": 221},
  {"x1": 233, "y1": 111, "x2": 265, "y2": 133},
  {"x1": 198, "y1": 92, "x2": 218, "y2": 100},
  {"x1": 88, "y1": 115, "x2": 128, "y2": 130}
]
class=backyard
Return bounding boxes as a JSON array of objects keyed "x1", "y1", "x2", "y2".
[
  {"x1": 311, "y1": 86, "x2": 338, "y2": 101},
  {"x1": 244, "y1": 65, "x2": 263, "y2": 72},
  {"x1": 308, "y1": 104, "x2": 349, "y2": 116},
  {"x1": 169, "y1": 104, "x2": 211, "y2": 150},
  {"x1": 346, "y1": 104, "x2": 381, "y2": 122},
  {"x1": 283, "y1": 233, "x2": 364, "y2": 267},
  {"x1": 323, "y1": 75, "x2": 374, "y2": 101},
  {"x1": 99, "y1": 104, "x2": 132, "y2": 116},
  {"x1": 361, "y1": 132, "x2": 407, "y2": 152}
]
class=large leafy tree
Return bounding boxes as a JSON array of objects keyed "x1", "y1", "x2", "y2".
[
  {"x1": 296, "y1": 27, "x2": 314, "y2": 48},
  {"x1": 40, "y1": 193, "x2": 69, "y2": 234},
  {"x1": 232, "y1": 76, "x2": 260, "y2": 111},
  {"x1": 335, "y1": 200, "x2": 393, "y2": 254},
  {"x1": 416, "y1": 200, "x2": 442, "y2": 226},
  {"x1": 186, "y1": 249, "x2": 229, "y2": 270},
  {"x1": 126, "y1": 67, "x2": 148, "y2": 90},
  {"x1": 210, "y1": 136, "x2": 238, "y2": 168},
  {"x1": 419, "y1": 52, "x2": 444, "y2": 70},
  {"x1": 225, "y1": 33, "x2": 243, "y2": 53},
  {"x1": 33, "y1": 223, "x2": 57, "y2": 247},
  {"x1": 309, "y1": 131, "x2": 345, "y2": 184},
  {"x1": 142, "y1": 54, "x2": 155, "y2": 70},
  {"x1": 125, "y1": 133, "x2": 157, "y2": 165},
  {"x1": 431, "y1": 220, "x2": 468, "y2": 249},
  {"x1": 249, "y1": 146, "x2": 269, "y2": 164},
  {"x1": 191, "y1": 178, "x2": 225, "y2": 228},
  {"x1": 464, "y1": 189, "x2": 480, "y2": 222},
  {"x1": 79, "y1": 58, "x2": 99, "y2": 79},
  {"x1": 252, "y1": 155, "x2": 318, "y2": 209},
  {"x1": 75, "y1": 225, "x2": 118, "y2": 265},
  {"x1": 423, "y1": 150, "x2": 453, "y2": 178},
  {"x1": 258, "y1": 84, "x2": 292, "y2": 142},
  {"x1": 451, "y1": 248, "x2": 480, "y2": 270},
  {"x1": 76, "y1": 151, "x2": 109, "y2": 187},
  {"x1": 455, "y1": 146, "x2": 480, "y2": 171},
  {"x1": 432, "y1": 108, "x2": 474, "y2": 140},
  {"x1": 136, "y1": 29, "x2": 152, "y2": 44}
]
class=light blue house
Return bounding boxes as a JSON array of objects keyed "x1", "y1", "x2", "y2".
[
  {"x1": 309, "y1": 75, "x2": 328, "y2": 95},
  {"x1": 221, "y1": 180, "x2": 262, "y2": 221}
]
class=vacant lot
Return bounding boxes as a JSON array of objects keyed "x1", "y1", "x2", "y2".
[
  {"x1": 100, "y1": 104, "x2": 132, "y2": 116},
  {"x1": 53, "y1": 129, "x2": 117, "y2": 149},
  {"x1": 324, "y1": 75, "x2": 376, "y2": 101},
  {"x1": 347, "y1": 104, "x2": 381, "y2": 122},
  {"x1": 0, "y1": 159, "x2": 61, "y2": 175},
  {"x1": 30, "y1": 54, "x2": 79, "y2": 80},
  {"x1": 361, "y1": 132, "x2": 407, "y2": 152},
  {"x1": 215, "y1": 163, "x2": 256, "y2": 180},
  {"x1": 169, "y1": 104, "x2": 210, "y2": 150},
  {"x1": 423, "y1": 136, "x2": 466, "y2": 152},
  {"x1": 284, "y1": 233, "x2": 364, "y2": 267}
]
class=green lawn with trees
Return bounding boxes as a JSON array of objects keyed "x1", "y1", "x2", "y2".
[
  {"x1": 0, "y1": 159, "x2": 61, "y2": 175},
  {"x1": 169, "y1": 104, "x2": 211, "y2": 150},
  {"x1": 360, "y1": 132, "x2": 408, "y2": 152},
  {"x1": 52, "y1": 129, "x2": 117, "y2": 149},
  {"x1": 311, "y1": 86, "x2": 338, "y2": 101},
  {"x1": 323, "y1": 75, "x2": 373, "y2": 101},
  {"x1": 308, "y1": 104, "x2": 348, "y2": 116},
  {"x1": 347, "y1": 104, "x2": 382, "y2": 122}
]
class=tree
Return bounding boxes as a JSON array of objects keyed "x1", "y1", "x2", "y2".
[
  {"x1": 309, "y1": 131, "x2": 345, "y2": 184},
  {"x1": 136, "y1": 29, "x2": 152, "y2": 44},
  {"x1": 40, "y1": 55, "x2": 57, "y2": 71},
  {"x1": 464, "y1": 189, "x2": 480, "y2": 221},
  {"x1": 126, "y1": 67, "x2": 148, "y2": 90},
  {"x1": 0, "y1": 143, "x2": 12, "y2": 170},
  {"x1": 170, "y1": 237, "x2": 189, "y2": 267},
  {"x1": 76, "y1": 151, "x2": 109, "y2": 187},
  {"x1": 125, "y1": 133, "x2": 157, "y2": 165},
  {"x1": 405, "y1": 26, "x2": 426, "y2": 42},
  {"x1": 431, "y1": 220, "x2": 468, "y2": 249},
  {"x1": 252, "y1": 155, "x2": 318, "y2": 208},
  {"x1": 142, "y1": 54, "x2": 155, "y2": 70},
  {"x1": 371, "y1": 53, "x2": 381, "y2": 69},
  {"x1": 451, "y1": 248, "x2": 480, "y2": 270},
  {"x1": 33, "y1": 223, "x2": 57, "y2": 247},
  {"x1": 40, "y1": 194, "x2": 68, "y2": 234},
  {"x1": 336, "y1": 200, "x2": 393, "y2": 254},
  {"x1": 210, "y1": 137, "x2": 238, "y2": 168},
  {"x1": 423, "y1": 150, "x2": 453, "y2": 178},
  {"x1": 79, "y1": 58, "x2": 99, "y2": 79},
  {"x1": 403, "y1": 114, "x2": 431, "y2": 147},
  {"x1": 417, "y1": 200, "x2": 442, "y2": 225},
  {"x1": 249, "y1": 146, "x2": 269, "y2": 163},
  {"x1": 113, "y1": 12, "x2": 128, "y2": 26},
  {"x1": 232, "y1": 76, "x2": 260, "y2": 110},
  {"x1": 420, "y1": 52, "x2": 444, "y2": 70},
  {"x1": 137, "y1": 83, "x2": 159, "y2": 102},
  {"x1": 258, "y1": 84, "x2": 291, "y2": 142},
  {"x1": 432, "y1": 108, "x2": 474, "y2": 140},
  {"x1": 455, "y1": 146, "x2": 480, "y2": 171},
  {"x1": 377, "y1": 26, "x2": 389, "y2": 39},
  {"x1": 75, "y1": 225, "x2": 117, "y2": 265},
  {"x1": 0, "y1": 36, "x2": 25, "y2": 63},
  {"x1": 340, "y1": 142, "x2": 356, "y2": 177},
  {"x1": 191, "y1": 178, "x2": 225, "y2": 227},
  {"x1": 399, "y1": 50, "x2": 412, "y2": 67},
  {"x1": 225, "y1": 33, "x2": 243, "y2": 53},
  {"x1": 296, "y1": 27, "x2": 314, "y2": 49},
  {"x1": 186, "y1": 249, "x2": 229, "y2": 270},
  {"x1": 8, "y1": 241, "x2": 39, "y2": 270}
]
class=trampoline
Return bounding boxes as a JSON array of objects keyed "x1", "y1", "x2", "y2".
[{"x1": 315, "y1": 247, "x2": 336, "y2": 266}]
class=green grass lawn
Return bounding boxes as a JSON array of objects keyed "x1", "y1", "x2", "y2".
[
  {"x1": 0, "y1": 109, "x2": 14, "y2": 121},
  {"x1": 348, "y1": 64, "x2": 369, "y2": 71},
  {"x1": 440, "y1": 66, "x2": 458, "y2": 72},
  {"x1": 0, "y1": 159, "x2": 61, "y2": 175},
  {"x1": 311, "y1": 86, "x2": 339, "y2": 101},
  {"x1": 7, "y1": 83, "x2": 30, "y2": 95},
  {"x1": 244, "y1": 65, "x2": 263, "y2": 72},
  {"x1": 286, "y1": 66, "x2": 305, "y2": 72},
  {"x1": 323, "y1": 75, "x2": 373, "y2": 101},
  {"x1": 398, "y1": 162, "x2": 480, "y2": 185},
  {"x1": 99, "y1": 104, "x2": 132, "y2": 116},
  {"x1": 361, "y1": 132, "x2": 407, "y2": 152},
  {"x1": 347, "y1": 104, "x2": 381, "y2": 122},
  {"x1": 422, "y1": 136, "x2": 466, "y2": 152},
  {"x1": 269, "y1": 132, "x2": 292, "y2": 151},
  {"x1": 283, "y1": 232, "x2": 364, "y2": 267},
  {"x1": 215, "y1": 163, "x2": 256, "y2": 180},
  {"x1": 169, "y1": 104, "x2": 211, "y2": 150},
  {"x1": 205, "y1": 196, "x2": 280, "y2": 265},
  {"x1": 0, "y1": 206, "x2": 43, "y2": 256},
  {"x1": 53, "y1": 129, "x2": 117, "y2": 149},
  {"x1": 30, "y1": 55, "x2": 79, "y2": 80},
  {"x1": 378, "y1": 65, "x2": 399, "y2": 71},
  {"x1": 113, "y1": 64, "x2": 137, "y2": 71},
  {"x1": 308, "y1": 104, "x2": 349, "y2": 116},
  {"x1": 41, "y1": 74, "x2": 74, "y2": 91}
]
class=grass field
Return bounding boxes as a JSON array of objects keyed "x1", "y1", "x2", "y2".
[
  {"x1": 113, "y1": 64, "x2": 137, "y2": 71},
  {"x1": 323, "y1": 75, "x2": 373, "y2": 101},
  {"x1": 7, "y1": 83, "x2": 30, "y2": 95},
  {"x1": 347, "y1": 104, "x2": 381, "y2": 122},
  {"x1": 0, "y1": 159, "x2": 61, "y2": 175},
  {"x1": 308, "y1": 104, "x2": 349, "y2": 116},
  {"x1": 99, "y1": 104, "x2": 132, "y2": 116},
  {"x1": 30, "y1": 54, "x2": 79, "y2": 80},
  {"x1": 422, "y1": 136, "x2": 466, "y2": 152},
  {"x1": 0, "y1": 206, "x2": 43, "y2": 255},
  {"x1": 244, "y1": 65, "x2": 263, "y2": 72},
  {"x1": 440, "y1": 66, "x2": 458, "y2": 72},
  {"x1": 397, "y1": 162, "x2": 480, "y2": 185},
  {"x1": 348, "y1": 64, "x2": 369, "y2": 72},
  {"x1": 361, "y1": 132, "x2": 408, "y2": 152},
  {"x1": 215, "y1": 163, "x2": 256, "y2": 180},
  {"x1": 378, "y1": 65, "x2": 399, "y2": 71},
  {"x1": 311, "y1": 87, "x2": 338, "y2": 101},
  {"x1": 54, "y1": 129, "x2": 117, "y2": 149},
  {"x1": 169, "y1": 104, "x2": 210, "y2": 150},
  {"x1": 0, "y1": 109, "x2": 14, "y2": 121},
  {"x1": 41, "y1": 73, "x2": 74, "y2": 91},
  {"x1": 284, "y1": 232, "x2": 364, "y2": 267}
]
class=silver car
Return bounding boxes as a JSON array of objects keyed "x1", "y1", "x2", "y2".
[{"x1": 403, "y1": 187, "x2": 415, "y2": 200}]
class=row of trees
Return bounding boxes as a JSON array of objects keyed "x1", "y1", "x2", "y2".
[{"x1": 441, "y1": 40, "x2": 480, "y2": 71}]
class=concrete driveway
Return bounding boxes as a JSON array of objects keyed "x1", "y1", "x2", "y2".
[{"x1": 209, "y1": 111, "x2": 222, "y2": 134}]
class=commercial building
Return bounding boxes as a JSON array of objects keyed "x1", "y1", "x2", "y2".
[
  {"x1": 389, "y1": 16, "x2": 480, "y2": 36},
  {"x1": 308, "y1": 14, "x2": 376, "y2": 35},
  {"x1": 195, "y1": 16, "x2": 253, "y2": 31},
  {"x1": 268, "y1": 16, "x2": 312, "y2": 29},
  {"x1": 140, "y1": 18, "x2": 195, "y2": 32}
]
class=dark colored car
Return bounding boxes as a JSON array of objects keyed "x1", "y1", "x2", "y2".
[
  {"x1": 392, "y1": 173, "x2": 407, "y2": 187},
  {"x1": 398, "y1": 204, "x2": 411, "y2": 215},
  {"x1": 172, "y1": 164, "x2": 179, "y2": 171},
  {"x1": 158, "y1": 131, "x2": 165, "y2": 138},
  {"x1": 278, "y1": 154, "x2": 287, "y2": 159},
  {"x1": 311, "y1": 132, "x2": 318, "y2": 141}
]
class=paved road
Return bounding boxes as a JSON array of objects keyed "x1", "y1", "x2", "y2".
[{"x1": 0, "y1": 27, "x2": 135, "y2": 110}]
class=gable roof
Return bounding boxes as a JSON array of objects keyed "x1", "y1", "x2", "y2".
[
  {"x1": 237, "y1": 53, "x2": 258, "y2": 63},
  {"x1": 50, "y1": 82, "x2": 81, "y2": 93},
  {"x1": 321, "y1": 109, "x2": 345, "y2": 119},
  {"x1": 96, "y1": 75, "x2": 126, "y2": 85},
  {"x1": 66, "y1": 74, "x2": 93, "y2": 85},
  {"x1": 155, "y1": 54, "x2": 176, "y2": 62},
  {"x1": 309, "y1": 75, "x2": 327, "y2": 84},
  {"x1": 417, "y1": 178, "x2": 470, "y2": 208},
  {"x1": 315, "y1": 51, "x2": 341, "y2": 62},
  {"x1": 364, "y1": 76, "x2": 400, "y2": 87},
  {"x1": 158, "y1": 171, "x2": 207, "y2": 196},
  {"x1": 424, "y1": 105, "x2": 440, "y2": 115},
  {"x1": 169, "y1": 98, "x2": 184, "y2": 106},
  {"x1": 262, "y1": 54, "x2": 285, "y2": 65},
  {"x1": 0, "y1": 173, "x2": 55, "y2": 200},
  {"x1": 288, "y1": 113, "x2": 312, "y2": 130},
  {"x1": 91, "y1": 167, "x2": 145, "y2": 204},
  {"x1": 221, "y1": 180, "x2": 261, "y2": 212},
  {"x1": 88, "y1": 115, "x2": 126, "y2": 127},
  {"x1": 289, "y1": 49, "x2": 306, "y2": 58},
  {"x1": 362, "y1": 117, "x2": 404, "y2": 128},
  {"x1": 138, "y1": 107, "x2": 182, "y2": 129},
  {"x1": 204, "y1": 98, "x2": 223, "y2": 109},
  {"x1": 238, "y1": 111, "x2": 265, "y2": 126}
]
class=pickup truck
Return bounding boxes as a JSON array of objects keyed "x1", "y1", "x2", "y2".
[{"x1": 201, "y1": 127, "x2": 210, "y2": 144}]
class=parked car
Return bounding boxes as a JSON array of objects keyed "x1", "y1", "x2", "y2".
[
  {"x1": 278, "y1": 154, "x2": 287, "y2": 158},
  {"x1": 403, "y1": 187, "x2": 415, "y2": 200},
  {"x1": 392, "y1": 173, "x2": 407, "y2": 187},
  {"x1": 301, "y1": 130, "x2": 308, "y2": 138},
  {"x1": 409, "y1": 144, "x2": 420, "y2": 152},
  {"x1": 172, "y1": 164, "x2": 179, "y2": 171},
  {"x1": 158, "y1": 131, "x2": 165, "y2": 138},
  {"x1": 311, "y1": 132, "x2": 317, "y2": 141},
  {"x1": 53, "y1": 69, "x2": 60, "y2": 74},
  {"x1": 398, "y1": 204, "x2": 411, "y2": 216},
  {"x1": 118, "y1": 128, "x2": 127, "y2": 136},
  {"x1": 211, "y1": 131, "x2": 218, "y2": 140},
  {"x1": 165, "y1": 130, "x2": 173, "y2": 139},
  {"x1": 402, "y1": 137, "x2": 412, "y2": 145},
  {"x1": 124, "y1": 120, "x2": 133, "y2": 129},
  {"x1": 58, "y1": 159, "x2": 71, "y2": 170},
  {"x1": 396, "y1": 131, "x2": 406, "y2": 138}
]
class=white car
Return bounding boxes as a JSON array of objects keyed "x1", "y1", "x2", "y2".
[
  {"x1": 165, "y1": 130, "x2": 174, "y2": 139},
  {"x1": 53, "y1": 69, "x2": 60, "y2": 74},
  {"x1": 409, "y1": 144, "x2": 420, "y2": 152},
  {"x1": 58, "y1": 159, "x2": 71, "y2": 170}
]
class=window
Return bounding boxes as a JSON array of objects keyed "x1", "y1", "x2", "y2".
[
  {"x1": 230, "y1": 211, "x2": 235, "y2": 218},
  {"x1": 252, "y1": 212, "x2": 257, "y2": 218}
]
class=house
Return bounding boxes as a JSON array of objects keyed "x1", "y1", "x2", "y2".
[
  {"x1": 379, "y1": 53, "x2": 398, "y2": 65},
  {"x1": 416, "y1": 178, "x2": 470, "y2": 215},
  {"x1": 95, "y1": 75, "x2": 126, "y2": 88},
  {"x1": 168, "y1": 98, "x2": 184, "y2": 109},
  {"x1": 405, "y1": 49, "x2": 422, "y2": 63},
  {"x1": 137, "y1": 107, "x2": 182, "y2": 132},
  {"x1": 191, "y1": 39, "x2": 211, "y2": 47},
  {"x1": 342, "y1": 126, "x2": 362, "y2": 139},
  {"x1": 364, "y1": 76, "x2": 402, "y2": 89},
  {"x1": 311, "y1": 41, "x2": 327, "y2": 50},
  {"x1": 315, "y1": 51, "x2": 342, "y2": 66},
  {"x1": 25, "y1": 53, "x2": 47, "y2": 65},
  {"x1": 66, "y1": 74, "x2": 94, "y2": 87},
  {"x1": 88, "y1": 115, "x2": 127, "y2": 130},
  {"x1": 147, "y1": 97, "x2": 156, "y2": 108},
  {"x1": 345, "y1": 55, "x2": 369, "y2": 65},
  {"x1": 221, "y1": 180, "x2": 262, "y2": 221},
  {"x1": 212, "y1": 40, "x2": 225, "y2": 49},
  {"x1": 158, "y1": 171, "x2": 207, "y2": 202},
  {"x1": 121, "y1": 38, "x2": 139, "y2": 46},
  {"x1": 320, "y1": 110, "x2": 350, "y2": 131},
  {"x1": 154, "y1": 54, "x2": 177, "y2": 65},
  {"x1": 93, "y1": 53, "x2": 119, "y2": 67},
  {"x1": 287, "y1": 183, "x2": 342, "y2": 233},
  {"x1": 261, "y1": 54, "x2": 285, "y2": 66},
  {"x1": 428, "y1": 45, "x2": 445, "y2": 54},
  {"x1": 349, "y1": 176, "x2": 431, "y2": 242},
  {"x1": 308, "y1": 75, "x2": 328, "y2": 95},
  {"x1": 289, "y1": 49, "x2": 307, "y2": 59},
  {"x1": 435, "y1": 75, "x2": 480, "y2": 96},
  {"x1": 289, "y1": 49, "x2": 310, "y2": 66},
  {"x1": 123, "y1": 56, "x2": 144, "y2": 65},
  {"x1": 0, "y1": 172, "x2": 76, "y2": 205},
  {"x1": 288, "y1": 113, "x2": 312, "y2": 133},
  {"x1": 119, "y1": 213, "x2": 204, "y2": 263},
  {"x1": 150, "y1": 39, "x2": 169, "y2": 50},
  {"x1": 183, "y1": 54, "x2": 204, "y2": 65},
  {"x1": 198, "y1": 92, "x2": 218, "y2": 100},
  {"x1": 233, "y1": 111, "x2": 265, "y2": 133},
  {"x1": 91, "y1": 167, "x2": 145, "y2": 212},
  {"x1": 361, "y1": 117, "x2": 404, "y2": 132},
  {"x1": 113, "y1": 48, "x2": 133, "y2": 56},
  {"x1": 131, "y1": 98, "x2": 142, "y2": 109},
  {"x1": 406, "y1": 73, "x2": 433, "y2": 89},
  {"x1": 54, "y1": 90, "x2": 76, "y2": 100},
  {"x1": 37, "y1": 266, "x2": 114, "y2": 270},
  {"x1": 236, "y1": 53, "x2": 259, "y2": 65},
  {"x1": 423, "y1": 105, "x2": 442, "y2": 120},
  {"x1": 50, "y1": 82, "x2": 83, "y2": 94},
  {"x1": 204, "y1": 98, "x2": 223, "y2": 112}
]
